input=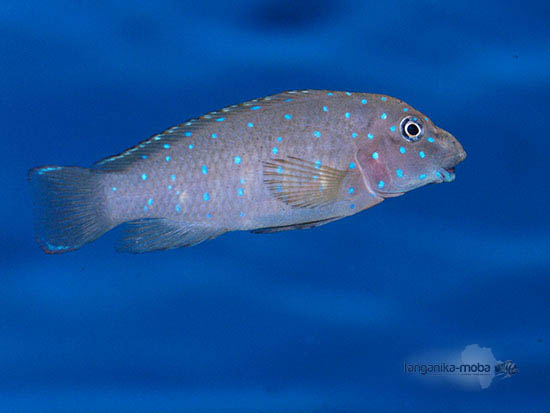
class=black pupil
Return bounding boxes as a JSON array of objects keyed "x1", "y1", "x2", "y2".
[{"x1": 406, "y1": 123, "x2": 419, "y2": 136}]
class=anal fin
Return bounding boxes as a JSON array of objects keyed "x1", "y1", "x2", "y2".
[{"x1": 117, "y1": 218, "x2": 225, "y2": 253}]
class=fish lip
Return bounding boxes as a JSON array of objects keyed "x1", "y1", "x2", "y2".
[
  {"x1": 438, "y1": 167, "x2": 456, "y2": 182},
  {"x1": 437, "y1": 150, "x2": 466, "y2": 183}
]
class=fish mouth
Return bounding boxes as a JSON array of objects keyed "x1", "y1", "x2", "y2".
[
  {"x1": 437, "y1": 150, "x2": 466, "y2": 183},
  {"x1": 438, "y1": 167, "x2": 456, "y2": 182}
]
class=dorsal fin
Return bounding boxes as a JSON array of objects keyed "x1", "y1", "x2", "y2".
[
  {"x1": 92, "y1": 90, "x2": 329, "y2": 172},
  {"x1": 263, "y1": 156, "x2": 348, "y2": 208}
]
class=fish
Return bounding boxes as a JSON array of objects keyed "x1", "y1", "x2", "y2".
[{"x1": 28, "y1": 90, "x2": 466, "y2": 254}]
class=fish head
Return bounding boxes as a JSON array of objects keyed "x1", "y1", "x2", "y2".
[{"x1": 355, "y1": 95, "x2": 467, "y2": 198}]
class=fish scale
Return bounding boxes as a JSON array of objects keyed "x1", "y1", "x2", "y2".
[{"x1": 29, "y1": 90, "x2": 466, "y2": 253}]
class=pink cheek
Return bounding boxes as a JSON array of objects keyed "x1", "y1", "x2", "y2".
[{"x1": 356, "y1": 149, "x2": 391, "y2": 190}]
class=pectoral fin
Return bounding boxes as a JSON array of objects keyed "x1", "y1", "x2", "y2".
[{"x1": 263, "y1": 156, "x2": 347, "y2": 208}]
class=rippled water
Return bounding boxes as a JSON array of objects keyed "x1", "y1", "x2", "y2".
[{"x1": 2, "y1": 1, "x2": 549, "y2": 411}]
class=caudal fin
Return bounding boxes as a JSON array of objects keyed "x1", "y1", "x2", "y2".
[{"x1": 28, "y1": 166, "x2": 111, "y2": 254}]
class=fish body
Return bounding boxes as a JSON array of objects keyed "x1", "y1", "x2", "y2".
[{"x1": 29, "y1": 90, "x2": 466, "y2": 253}]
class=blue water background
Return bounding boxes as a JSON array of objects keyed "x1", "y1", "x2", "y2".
[{"x1": 1, "y1": 1, "x2": 549, "y2": 411}]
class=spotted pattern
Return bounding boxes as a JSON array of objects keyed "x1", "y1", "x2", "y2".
[{"x1": 96, "y1": 90, "x2": 461, "y2": 250}]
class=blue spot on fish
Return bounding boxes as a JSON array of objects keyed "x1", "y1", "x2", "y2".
[
  {"x1": 368, "y1": 133, "x2": 374, "y2": 139},
  {"x1": 202, "y1": 165, "x2": 208, "y2": 175},
  {"x1": 240, "y1": 178, "x2": 246, "y2": 184},
  {"x1": 361, "y1": 99, "x2": 368, "y2": 104},
  {"x1": 403, "y1": 108, "x2": 409, "y2": 112},
  {"x1": 381, "y1": 96, "x2": 387, "y2": 101},
  {"x1": 251, "y1": 105, "x2": 261, "y2": 110},
  {"x1": 189, "y1": 144, "x2": 194, "y2": 149},
  {"x1": 328, "y1": 92, "x2": 333, "y2": 96},
  {"x1": 148, "y1": 198, "x2": 154, "y2": 206},
  {"x1": 185, "y1": 131, "x2": 193, "y2": 137},
  {"x1": 248, "y1": 122, "x2": 254, "y2": 128},
  {"x1": 323, "y1": 106, "x2": 328, "y2": 112},
  {"x1": 352, "y1": 132, "x2": 358, "y2": 139},
  {"x1": 390, "y1": 126, "x2": 396, "y2": 132},
  {"x1": 166, "y1": 156, "x2": 171, "y2": 162},
  {"x1": 349, "y1": 187, "x2": 355, "y2": 194},
  {"x1": 315, "y1": 160, "x2": 322, "y2": 169},
  {"x1": 313, "y1": 131, "x2": 322, "y2": 138},
  {"x1": 234, "y1": 156, "x2": 242, "y2": 165},
  {"x1": 142, "y1": 174, "x2": 148, "y2": 180},
  {"x1": 171, "y1": 174, "x2": 176, "y2": 181},
  {"x1": 277, "y1": 136, "x2": 283, "y2": 142},
  {"x1": 273, "y1": 147, "x2": 279, "y2": 154},
  {"x1": 378, "y1": 180, "x2": 385, "y2": 188},
  {"x1": 428, "y1": 137, "x2": 435, "y2": 143},
  {"x1": 216, "y1": 117, "x2": 225, "y2": 122},
  {"x1": 400, "y1": 146, "x2": 406, "y2": 154},
  {"x1": 381, "y1": 113, "x2": 387, "y2": 120},
  {"x1": 142, "y1": 155, "x2": 147, "y2": 159},
  {"x1": 345, "y1": 112, "x2": 351, "y2": 118},
  {"x1": 419, "y1": 174, "x2": 427, "y2": 180},
  {"x1": 419, "y1": 151, "x2": 426, "y2": 159},
  {"x1": 112, "y1": 187, "x2": 117, "y2": 191},
  {"x1": 238, "y1": 188, "x2": 244, "y2": 196},
  {"x1": 372, "y1": 152, "x2": 379, "y2": 160},
  {"x1": 37, "y1": 167, "x2": 61, "y2": 175},
  {"x1": 396, "y1": 169, "x2": 404, "y2": 178},
  {"x1": 203, "y1": 192, "x2": 210, "y2": 201},
  {"x1": 285, "y1": 114, "x2": 292, "y2": 120},
  {"x1": 350, "y1": 203, "x2": 355, "y2": 209},
  {"x1": 349, "y1": 162, "x2": 356, "y2": 169},
  {"x1": 212, "y1": 133, "x2": 218, "y2": 139},
  {"x1": 176, "y1": 204, "x2": 181, "y2": 212}
]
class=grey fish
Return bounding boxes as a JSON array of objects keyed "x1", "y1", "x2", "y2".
[{"x1": 29, "y1": 90, "x2": 466, "y2": 254}]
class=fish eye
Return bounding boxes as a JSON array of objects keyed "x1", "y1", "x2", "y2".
[{"x1": 400, "y1": 117, "x2": 423, "y2": 142}]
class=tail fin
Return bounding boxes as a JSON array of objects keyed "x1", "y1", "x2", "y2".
[{"x1": 28, "y1": 166, "x2": 111, "y2": 254}]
